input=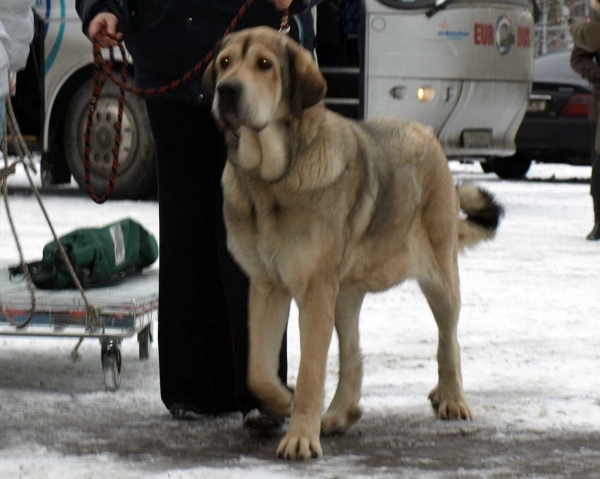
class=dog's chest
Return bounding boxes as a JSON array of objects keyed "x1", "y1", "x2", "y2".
[
  {"x1": 250, "y1": 195, "x2": 326, "y2": 284},
  {"x1": 253, "y1": 198, "x2": 298, "y2": 251}
]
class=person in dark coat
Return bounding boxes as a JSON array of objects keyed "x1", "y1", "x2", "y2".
[
  {"x1": 75, "y1": 0, "x2": 320, "y2": 424},
  {"x1": 571, "y1": 13, "x2": 600, "y2": 240},
  {"x1": 570, "y1": 44, "x2": 600, "y2": 240}
]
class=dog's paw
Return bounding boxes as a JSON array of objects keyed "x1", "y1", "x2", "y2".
[
  {"x1": 271, "y1": 390, "x2": 294, "y2": 419},
  {"x1": 277, "y1": 425, "x2": 322, "y2": 460},
  {"x1": 321, "y1": 404, "x2": 362, "y2": 435},
  {"x1": 250, "y1": 382, "x2": 294, "y2": 418},
  {"x1": 261, "y1": 390, "x2": 293, "y2": 419},
  {"x1": 428, "y1": 386, "x2": 472, "y2": 420}
]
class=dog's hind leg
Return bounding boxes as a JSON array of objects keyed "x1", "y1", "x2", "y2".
[
  {"x1": 321, "y1": 291, "x2": 365, "y2": 434},
  {"x1": 418, "y1": 257, "x2": 472, "y2": 421},
  {"x1": 247, "y1": 281, "x2": 294, "y2": 419}
]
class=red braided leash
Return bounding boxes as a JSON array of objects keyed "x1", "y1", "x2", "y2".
[{"x1": 85, "y1": 0, "x2": 290, "y2": 204}]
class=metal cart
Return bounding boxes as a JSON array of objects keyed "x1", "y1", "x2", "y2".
[{"x1": 0, "y1": 268, "x2": 159, "y2": 391}]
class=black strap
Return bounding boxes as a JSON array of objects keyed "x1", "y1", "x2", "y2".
[{"x1": 9, "y1": 246, "x2": 88, "y2": 289}]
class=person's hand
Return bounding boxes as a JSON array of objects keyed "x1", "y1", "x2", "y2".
[
  {"x1": 268, "y1": 0, "x2": 293, "y2": 11},
  {"x1": 88, "y1": 13, "x2": 123, "y2": 47}
]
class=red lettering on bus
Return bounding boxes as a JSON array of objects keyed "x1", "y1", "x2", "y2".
[
  {"x1": 474, "y1": 23, "x2": 494, "y2": 45},
  {"x1": 517, "y1": 26, "x2": 530, "y2": 47}
]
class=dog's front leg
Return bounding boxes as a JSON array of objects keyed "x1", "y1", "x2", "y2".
[
  {"x1": 277, "y1": 277, "x2": 338, "y2": 460},
  {"x1": 321, "y1": 291, "x2": 365, "y2": 434},
  {"x1": 248, "y1": 281, "x2": 294, "y2": 418}
]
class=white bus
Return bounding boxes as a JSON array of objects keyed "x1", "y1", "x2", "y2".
[{"x1": 14, "y1": 0, "x2": 535, "y2": 199}]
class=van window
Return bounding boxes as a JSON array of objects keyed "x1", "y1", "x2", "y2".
[
  {"x1": 376, "y1": 0, "x2": 437, "y2": 8},
  {"x1": 376, "y1": 0, "x2": 532, "y2": 9}
]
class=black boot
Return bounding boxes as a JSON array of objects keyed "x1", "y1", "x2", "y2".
[
  {"x1": 587, "y1": 198, "x2": 600, "y2": 241},
  {"x1": 587, "y1": 220, "x2": 600, "y2": 240}
]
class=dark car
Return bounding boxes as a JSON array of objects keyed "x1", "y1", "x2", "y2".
[{"x1": 484, "y1": 49, "x2": 593, "y2": 179}]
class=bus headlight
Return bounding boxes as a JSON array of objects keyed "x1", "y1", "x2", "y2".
[{"x1": 417, "y1": 86, "x2": 435, "y2": 102}]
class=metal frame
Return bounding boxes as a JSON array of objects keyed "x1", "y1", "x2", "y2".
[{"x1": 0, "y1": 268, "x2": 158, "y2": 390}]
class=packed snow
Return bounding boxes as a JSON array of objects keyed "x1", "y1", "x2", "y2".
[{"x1": 0, "y1": 159, "x2": 599, "y2": 478}]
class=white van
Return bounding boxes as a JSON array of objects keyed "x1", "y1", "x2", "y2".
[{"x1": 14, "y1": 0, "x2": 535, "y2": 199}]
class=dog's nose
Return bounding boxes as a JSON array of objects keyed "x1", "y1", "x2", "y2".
[{"x1": 217, "y1": 81, "x2": 242, "y2": 104}]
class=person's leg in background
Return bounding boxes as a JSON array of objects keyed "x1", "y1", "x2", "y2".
[
  {"x1": 145, "y1": 97, "x2": 239, "y2": 415},
  {"x1": 589, "y1": 122, "x2": 600, "y2": 240},
  {"x1": 589, "y1": 151, "x2": 600, "y2": 240}
]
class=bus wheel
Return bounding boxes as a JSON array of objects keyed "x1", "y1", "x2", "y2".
[
  {"x1": 64, "y1": 77, "x2": 157, "y2": 200},
  {"x1": 479, "y1": 160, "x2": 493, "y2": 173},
  {"x1": 488, "y1": 155, "x2": 532, "y2": 180}
]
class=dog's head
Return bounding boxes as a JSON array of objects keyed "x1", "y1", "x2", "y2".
[{"x1": 203, "y1": 26, "x2": 327, "y2": 133}]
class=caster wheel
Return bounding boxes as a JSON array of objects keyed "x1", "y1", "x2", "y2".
[
  {"x1": 102, "y1": 348, "x2": 122, "y2": 391},
  {"x1": 138, "y1": 324, "x2": 152, "y2": 360}
]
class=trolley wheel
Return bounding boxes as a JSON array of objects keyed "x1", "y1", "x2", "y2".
[
  {"x1": 138, "y1": 324, "x2": 152, "y2": 360},
  {"x1": 102, "y1": 348, "x2": 122, "y2": 392}
]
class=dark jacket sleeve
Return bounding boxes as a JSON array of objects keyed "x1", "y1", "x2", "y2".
[
  {"x1": 75, "y1": 0, "x2": 133, "y2": 38},
  {"x1": 570, "y1": 44, "x2": 600, "y2": 85},
  {"x1": 289, "y1": 0, "x2": 324, "y2": 15}
]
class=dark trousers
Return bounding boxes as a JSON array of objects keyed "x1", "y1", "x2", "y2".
[
  {"x1": 144, "y1": 97, "x2": 287, "y2": 414},
  {"x1": 591, "y1": 123, "x2": 600, "y2": 214},
  {"x1": 592, "y1": 153, "x2": 600, "y2": 208}
]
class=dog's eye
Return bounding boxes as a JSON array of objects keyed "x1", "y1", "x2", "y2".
[
  {"x1": 220, "y1": 57, "x2": 230, "y2": 70},
  {"x1": 257, "y1": 58, "x2": 272, "y2": 70}
]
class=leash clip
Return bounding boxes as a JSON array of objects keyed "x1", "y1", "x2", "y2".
[{"x1": 278, "y1": 11, "x2": 290, "y2": 35}]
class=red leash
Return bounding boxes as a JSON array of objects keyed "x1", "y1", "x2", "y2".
[{"x1": 85, "y1": 1, "x2": 290, "y2": 203}]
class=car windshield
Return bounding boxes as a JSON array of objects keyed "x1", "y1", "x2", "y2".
[{"x1": 376, "y1": 0, "x2": 531, "y2": 9}]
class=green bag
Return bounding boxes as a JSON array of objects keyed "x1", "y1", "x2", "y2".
[{"x1": 12, "y1": 219, "x2": 158, "y2": 289}]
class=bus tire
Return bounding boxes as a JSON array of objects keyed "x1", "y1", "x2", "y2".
[
  {"x1": 64, "y1": 77, "x2": 157, "y2": 200},
  {"x1": 489, "y1": 155, "x2": 532, "y2": 180}
]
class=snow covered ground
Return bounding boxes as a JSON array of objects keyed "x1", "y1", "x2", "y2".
[{"x1": 1, "y1": 160, "x2": 599, "y2": 478}]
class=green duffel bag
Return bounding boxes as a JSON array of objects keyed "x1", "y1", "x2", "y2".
[{"x1": 12, "y1": 218, "x2": 158, "y2": 289}]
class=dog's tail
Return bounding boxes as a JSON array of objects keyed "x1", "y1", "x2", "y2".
[{"x1": 456, "y1": 182, "x2": 504, "y2": 250}]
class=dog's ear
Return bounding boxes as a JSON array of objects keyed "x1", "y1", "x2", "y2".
[
  {"x1": 287, "y1": 40, "x2": 327, "y2": 119},
  {"x1": 202, "y1": 39, "x2": 224, "y2": 97}
]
